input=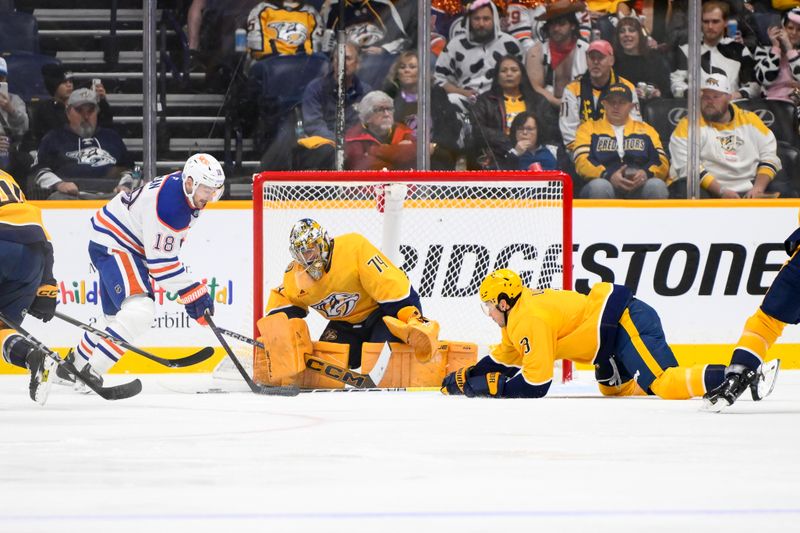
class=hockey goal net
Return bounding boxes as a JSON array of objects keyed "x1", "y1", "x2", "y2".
[{"x1": 244, "y1": 170, "x2": 573, "y2": 382}]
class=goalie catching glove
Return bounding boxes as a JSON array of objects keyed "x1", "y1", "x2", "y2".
[
  {"x1": 177, "y1": 282, "x2": 214, "y2": 325},
  {"x1": 382, "y1": 306, "x2": 440, "y2": 363},
  {"x1": 441, "y1": 365, "x2": 505, "y2": 397}
]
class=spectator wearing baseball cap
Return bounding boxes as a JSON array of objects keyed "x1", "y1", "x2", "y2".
[
  {"x1": 559, "y1": 38, "x2": 641, "y2": 151},
  {"x1": 669, "y1": 73, "x2": 792, "y2": 199},
  {"x1": 30, "y1": 87, "x2": 134, "y2": 200},
  {"x1": 572, "y1": 82, "x2": 669, "y2": 199},
  {"x1": 27, "y1": 63, "x2": 114, "y2": 154},
  {"x1": 0, "y1": 57, "x2": 30, "y2": 176}
]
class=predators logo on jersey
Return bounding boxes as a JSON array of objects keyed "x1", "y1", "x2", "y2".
[
  {"x1": 311, "y1": 292, "x2": 360, "y2": 319},
  {"x1": 267, "y1": 21, "x2": 309, "y2": 46}
]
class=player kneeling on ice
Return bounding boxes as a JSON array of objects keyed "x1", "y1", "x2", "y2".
[
  {"x1": 258, "y1": 218, "x2": 439, "y2": 383},
  {"x1": 61, "y1": 153, "x2": 225, "y2": 389},
  {"x1": 0, "y1": 171, "x2": 59, "y2": 404},
  {"x1": 443, "y1": 268, "x2": 739, "y2": 400}
]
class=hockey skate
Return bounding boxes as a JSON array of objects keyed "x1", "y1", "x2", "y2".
[
  {"x1": 74, "y1": 364, "x2": 103, "y2": 394},
  {"x1": 26, "y1": 348, "x2": 56, "y2": 406},
  {"x1": 50, "y1": 349, "x2": 77, "y2": 386},
  {"x1": 702, "y1": 359, "x2": 780, "y2": 412}
]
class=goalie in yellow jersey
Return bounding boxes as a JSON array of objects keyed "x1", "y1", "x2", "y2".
[
  {"x1": 259, "y1": 218, "x2": 439, "y2": 379},
  {"x1": 443, "y1": 268, "x2": 730, "y2": 400}
]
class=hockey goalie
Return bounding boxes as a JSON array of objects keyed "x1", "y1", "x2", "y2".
[{"x1": 252, "y1": 218, "x2": 475, "y2": 389}]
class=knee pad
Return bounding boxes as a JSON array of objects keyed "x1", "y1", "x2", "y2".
[{"x1": 110, "y1": 295, "x2": 155, "y2": 340}]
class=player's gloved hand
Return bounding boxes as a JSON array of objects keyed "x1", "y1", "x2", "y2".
[
  {"x1": 442, "y1": 367, "x2": 505, "y2": 397},
  {"x1": 27, "y1": 284, "x2": 58, "y2": 322},
  {"x1": 178, "y1": 282, "x2": 214, "y2": 325}
]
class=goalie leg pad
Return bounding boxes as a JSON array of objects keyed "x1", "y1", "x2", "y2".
[
  {"x1": 297, "y1": 341, "x2": 351, "y2": 389},
  {"x1": 256, "y1": 313, "x2": 312, "y2": 382},
  {"x1": 382, "y1": 315, "x2": 441, "y2": 363}
]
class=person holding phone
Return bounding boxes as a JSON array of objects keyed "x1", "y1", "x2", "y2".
[
  {"x1": 754, "y1": 8, "x2": 800, "y2": 102},
  {"x1": 0, "y1": 58, "x2": 30, "y2": 173}
]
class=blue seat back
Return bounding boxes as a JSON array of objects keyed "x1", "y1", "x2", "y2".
[
  {"x1": 260, "y1": 53, "x2": 330, "y2": 112},
  {"x1": 5, "y1": 52, "x2": 60, "y2": 103},
  {"x1": 0, "y1": 11, "x2": 39, "y2": 53},
  {"x1": 356, "y1": 52, "x2": 397, "y2": 92}
]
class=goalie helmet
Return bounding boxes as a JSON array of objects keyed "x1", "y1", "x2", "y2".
[
  {"x1": 479, "y1": 269, "x2": 523, "y2": 312},
  {"x1": 182, "y1": 153, "x2": 225, "y2": 207},
  {"x1": 289, "y1": 218, "x2": 331, "y2": 281}
]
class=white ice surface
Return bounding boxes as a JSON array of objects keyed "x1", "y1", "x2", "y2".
[{"x1": 1, "y1": 371, "x2": 799, "y2": 533}]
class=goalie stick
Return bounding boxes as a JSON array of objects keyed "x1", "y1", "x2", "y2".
[
  {"x1": 213, "y1": 325, "x2": 393, "y2": 389},
  {"x1": 0, "y1": 311, "x2": 142, "y2": 401},
  {"x1": 54, "y1": 311, "x2": 215, "y2": 368},
  {"x1": 203, "y1": 312, "x2": 299, "y2": 396}
]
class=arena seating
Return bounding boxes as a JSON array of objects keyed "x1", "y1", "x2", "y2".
[{"x1": 0, "y1": 10, "x2": 39, "y2": 53}]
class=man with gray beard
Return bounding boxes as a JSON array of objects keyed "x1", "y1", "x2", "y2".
[{"x1": 31, "y1": 88, "x2": 135, "y2": 199}]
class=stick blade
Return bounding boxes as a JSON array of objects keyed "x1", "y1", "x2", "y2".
[{"x1": 95, "y1": 379, "x2": 143, "y2": 400}]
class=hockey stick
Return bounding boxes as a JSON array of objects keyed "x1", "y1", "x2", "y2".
[
  {"x1": 300, "y1": 386, "x2": 439, "y2": 394},
  {"x1": 0, "y1": 311, "x2": 142, "y2": 401},
  {"x1": 203, "y1": 312, "x2": 299, "y2": 396},
  {"x1": 213, "y1": 325, "x2": 394, "y2": 389},
  {"x1": 54, "y1": 311, "x2": 215, "y2": 368}
]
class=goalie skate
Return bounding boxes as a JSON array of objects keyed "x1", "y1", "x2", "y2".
[{"x1": 27, "y1": 349, "x2": 56, "y2": 406}]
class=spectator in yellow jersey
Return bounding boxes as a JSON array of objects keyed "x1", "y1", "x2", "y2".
[
  {"x1": 262, "y1": 219, "x2": 440, "y2": 371},
  {"x1": 572, "y1": 83, "x2": 669, "y2": 199},
  {"x1": 246, "y1": 1, "x2": 323, "y2": 59},
  {"x1": 441, "y1": 269, "x2": 730, "y2": 399},
  {"x1": 669, "y1": 73, "x2": 789, "y2": 198},
  {"x1": 559, "y1": 39, "x2": 641, "y2": 148}
]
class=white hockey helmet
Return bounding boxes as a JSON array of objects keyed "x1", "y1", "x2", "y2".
[{"x1": 182, "y1": 153, "x2": 225, "y2": 207}]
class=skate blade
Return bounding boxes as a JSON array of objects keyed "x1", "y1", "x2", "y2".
[
  {"x1": 753, "y1": 359, "x2": 780, "y2": 401},
  {"x1": 700, "y1": 396, "x2": 729, "y2": 413}
]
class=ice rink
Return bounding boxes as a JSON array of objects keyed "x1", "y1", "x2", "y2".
[{"x1": 1, "y1": 371, "x2": 799, "y2": 533}]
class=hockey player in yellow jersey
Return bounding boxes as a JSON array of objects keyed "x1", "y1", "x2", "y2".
[
  {"x1": 442, "y1": 268, "x2": 729, "y2": 399},
  {"x1": 0, "y1": 170, "x2": 59, "y2": 404},
  {"x1": 262, "y1": 218, "x2": 439, "y2": 373}
]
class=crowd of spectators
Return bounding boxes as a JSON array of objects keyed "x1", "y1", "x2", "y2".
[
  {"x1": 218, "y1": 0, "x2": 800, "y2": 199},
  {"x1": 9, "y1": 0, "x2": 800, "y2": 200}
]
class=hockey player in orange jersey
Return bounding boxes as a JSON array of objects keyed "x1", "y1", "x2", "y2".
[
  {"x1": 442, "y1": 268, "x2": 730, "y2": 399},
  {"x1": 260, "y1": 218, "x2": 439, "y2": 379}
]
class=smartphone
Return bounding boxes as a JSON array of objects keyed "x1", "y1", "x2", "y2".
[
  {"x1": 0, "y1": 82, "x2": 8, "y2": 97},
  {"x1": 92, "y1": 78, "x2": 101, "y2": 91}
]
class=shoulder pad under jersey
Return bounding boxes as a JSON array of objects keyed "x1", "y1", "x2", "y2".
[{"x1": 156, "y1": 173, "x2": 194, "y2": 232}]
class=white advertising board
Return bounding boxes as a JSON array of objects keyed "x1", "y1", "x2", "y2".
[{"x1": 27, "y1": 203, "x2": 800, "y2": 350}]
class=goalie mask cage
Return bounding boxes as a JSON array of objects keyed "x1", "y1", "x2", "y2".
[{"x1": 252, "y1": 170, "x2": 573, "y2": 382}]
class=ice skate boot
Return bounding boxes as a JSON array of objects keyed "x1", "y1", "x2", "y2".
[
  {"x1": 74, "y1": 364, "x2": 103, "y2": 394},
  {"x1": 702, "y1": 360, "x2": 780, "y2": 412},
  {"x1": 26, "y1": 348, "x2": 55, "y2": 405}
]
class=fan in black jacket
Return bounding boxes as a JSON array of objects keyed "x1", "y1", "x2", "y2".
[{"x1": 469, "y1": 55, "x2": 560, "y2": 170}]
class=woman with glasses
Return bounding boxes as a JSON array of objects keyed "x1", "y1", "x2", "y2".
[
  {"x1": 344, "y1": 90, "x2": 416, "y2": 170},
  {"x1": 498, "y1": 111, "x2": 566, "y2": 172},
  {"x1": 471, "y1": 55, "x2": 559, "y2": 170}
]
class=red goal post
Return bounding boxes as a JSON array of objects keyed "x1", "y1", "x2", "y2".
[{"x1": 252, "y1": 170, "x2": 574, "y2": 382}]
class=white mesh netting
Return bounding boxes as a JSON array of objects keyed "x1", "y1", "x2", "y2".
[{"x1": 215, "y1": 173, "x2": 572, "y2": 381}]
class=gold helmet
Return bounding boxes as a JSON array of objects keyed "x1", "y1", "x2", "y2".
[
  {"x1": 479, "y1": 269, "x2": 523, "y2": 311},
  {"x1": 289, "y1": 218, "x2": 331, "y2": 281}
]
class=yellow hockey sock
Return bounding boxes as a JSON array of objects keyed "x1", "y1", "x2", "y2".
[
  {"x1": 650, "y1": 365, "x2": 708, "y2": 399},
  {"x1": 734, "y1": 309, "x2": 786, "y2": 361}
]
